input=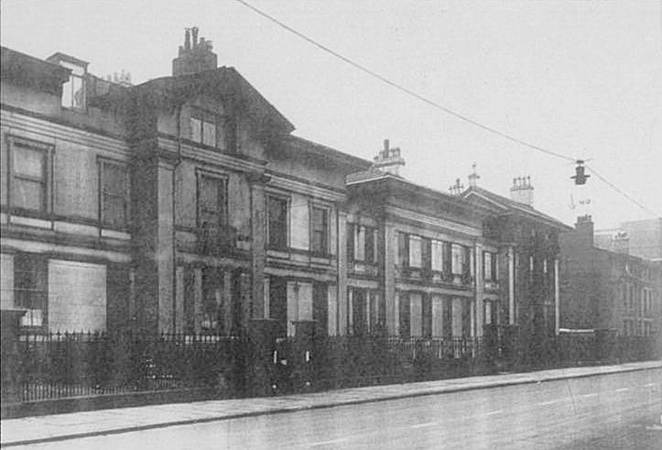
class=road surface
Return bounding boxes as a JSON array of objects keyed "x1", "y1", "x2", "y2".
[{"x1": 15, "y1": 368, "x2": 662, "y2": 449}]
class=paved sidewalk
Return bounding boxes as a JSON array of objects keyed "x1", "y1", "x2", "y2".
[{"x1": 2, "y1": 360, "x2": 660, "y2": 447}]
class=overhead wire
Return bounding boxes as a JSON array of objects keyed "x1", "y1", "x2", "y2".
[{"x1": 234, "y1": 0, "x2": 660, "y2": 217}]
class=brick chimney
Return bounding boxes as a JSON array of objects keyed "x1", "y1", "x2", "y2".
[
  {"x1": 510, "y1": 176, "x2": 534, "y2": 206},
  {"x1": 172, "y1": 27, "x2": 218, "y2": 76},
  {"x1": 373, "y1": 139, "x2": 405, "y2": 176},
  {"x1": 575, "y1": 214, "x2": 594, "y2": 248}
]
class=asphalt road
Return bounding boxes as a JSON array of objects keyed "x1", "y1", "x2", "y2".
[{"x1": 18, "y1": 368, "x2": 662, "y2": 449}]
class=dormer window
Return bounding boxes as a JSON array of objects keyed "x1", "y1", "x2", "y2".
[
  {"x1": 189, "y1": 107, "x2": 236, "y2": 151},
  {"x1": 47, "y1": 53, "x2": 88, "y2": 110}
]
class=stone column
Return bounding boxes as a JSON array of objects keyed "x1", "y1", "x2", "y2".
[
  {"x1": 384, "y1": 221, "x2": 397, "y2": 335},
  {"x1": 508, "y1": 246, "x2": 515, "y2": 325},
  {"x1": 132, "y1": 155, "x2": 176, "y2": 334},
  {"x1": 554, "y1": 258, "x2": 560, "y2": 335},
  {"x1": 337, "y1": 210, "x2": 348, "y2": 335},
  {"x1": 474, "y1": 243, "x2": 484, "y2": 337},
  {"x1": 249, "y1": 172, "x2": 269, "y2": 320}
]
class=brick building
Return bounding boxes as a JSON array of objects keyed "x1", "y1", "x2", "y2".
[{"x1": 560, "y1": 215, "x2": 662, "y2": 336}]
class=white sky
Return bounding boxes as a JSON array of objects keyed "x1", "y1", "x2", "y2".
[{"x1": 2, "y1": 0, "x2": 661, "y2": 229}]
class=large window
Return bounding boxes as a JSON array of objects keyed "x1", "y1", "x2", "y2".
[
  {"x1": 9, "y1": 138, "x2": 50, "y2": 213},
  {"x1": 14, "y1": 254, "x2": 48, "y2": 328},
  {"x1": 198, "y1": 173, "x2": 227, "y2": 227},
  {"x1": 311, "y1": 207, "x2": 328, "y2": 255},
  {"x1": 268, "y1": 196, "x2": 288, "y2": 250},
  {"x1": 100, "y1": 159, "x2": 129, "y2": 229}
]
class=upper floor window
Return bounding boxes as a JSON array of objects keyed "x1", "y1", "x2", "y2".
[
  {"x1": 484, "y1": 251, "x2": 497, "y2": 281},
  {"x1": 268, "y1": 196, "x2": 288, "y2": 250},
  {"x1": 451, "y1": 244, "x2": 465, "y2": 275},
  {"x1": 9, "y1": 137, "x2": 51, "y2": 213},
  {"x1": 190, "y1": 108, "x2": 236, "y2": 150},
  {"x1": 198, "y1": 173, "x2": 227, "y2": 227},
  {"x1": 349, "y1": 224, "x2": 377, "y2": 263},
  {"x1": 408, "y1": 235, "x2": 422, "y2": 268},
  {"x1": 311, "y1": 206, "x2": 328, "y2": 255},
  {"x1": 431, "y1": 240, "x2": 444, "y2": 272},
  {"x1": 100, "y1": 159, "x2": 129, "y2": 229}
]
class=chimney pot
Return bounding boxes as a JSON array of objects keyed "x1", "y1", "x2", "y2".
[
  {"x1": 192, "y1": 27, "x2": 199, "y2": 47},
  {"x1": 185, "y1": 28, "x2": 191, "y2": 50}
]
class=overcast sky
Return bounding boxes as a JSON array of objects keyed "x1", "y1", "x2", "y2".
[{"x1": 2, "y1": 0, "x2": 660, "y2": 229}]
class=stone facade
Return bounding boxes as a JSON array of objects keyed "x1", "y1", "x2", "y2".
[{"x1": 1, "y1": 32, "x2": 570, "y2": 340}]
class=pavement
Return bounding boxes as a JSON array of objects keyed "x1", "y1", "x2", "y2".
[{"x1": 1, "y1": 360, "x2": 660, "y2": 447}]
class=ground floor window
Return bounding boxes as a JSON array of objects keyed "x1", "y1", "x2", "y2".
[
  {"x1": 201, "y1": 267, "x2": 224, "y2": 333},
  {"x1": 313, "y1": 281, "x2": 328, "y2": 336},
  {"x1": 269, "y1": 276, "x2": 288, "y2": 338},
  {"x1": 14, "y1": 253, "x2": 48, "y2": 328},
  {"x1": 349, "y1": 288, "x2": 382, "y2": 335}
]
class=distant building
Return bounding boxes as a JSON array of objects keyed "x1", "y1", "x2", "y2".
[
  {"x1": 594, "y1": 218, "x2": 662, "y2": 262},
  {"x1": 560, "y1": 215, "x2": 662, "y2": 336}
]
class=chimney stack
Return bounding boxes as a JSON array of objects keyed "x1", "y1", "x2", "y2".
[
  {"x1": 372, "y1": 138, "x2": 405, "y2": 176},
  {"x1": 510, "y1": 176, "x2": 534, "y2": 206},
  {"x1": 570, "y1": 214, "x2": 594, "y2": 249},
  {"x1": 172, "y1": 26, "x2": 218, "y2": 76}
]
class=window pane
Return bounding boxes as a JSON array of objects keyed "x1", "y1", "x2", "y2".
[
  {"x1": 484, "y1": 252, "x2": 492, "y2": 280},
  {"x1": 409, "y1": 236, "x2": 422, "y2": 268},
  {"x1": 13, "y1": 147, "x2": 45, "y2": 178},
  {"x1": 12, "y1": 179, "x2": 44, "y2": 211},
  {"x1": 202, "y1": 120, "x2": 216, "y2": 147},
  {"x1": 190, "y1": 117, "x2": 202, "y2": 142}
]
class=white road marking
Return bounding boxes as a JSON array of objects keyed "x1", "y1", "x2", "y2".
[
  {"x1": 310, "y1": 437, "x2": 349, "y2": 446},
  {"x1": 644, "y1": 383, "x2": 656, "y2": 387},
  {"x1": 615, "y1": 388, "x2": 629, "y2": 392},
  {"x1": 539, "y1": 399, "x2": 564, "y2": 406},
  {"x1": 485, "y1": 410, "x2": 503, "y2": 416},
  {"x1": 410, "y1": 421, "x2": 438, "y2": 429},
  {"x1": 581, "y1": 393, "x2": 598, "y2": 398}
]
